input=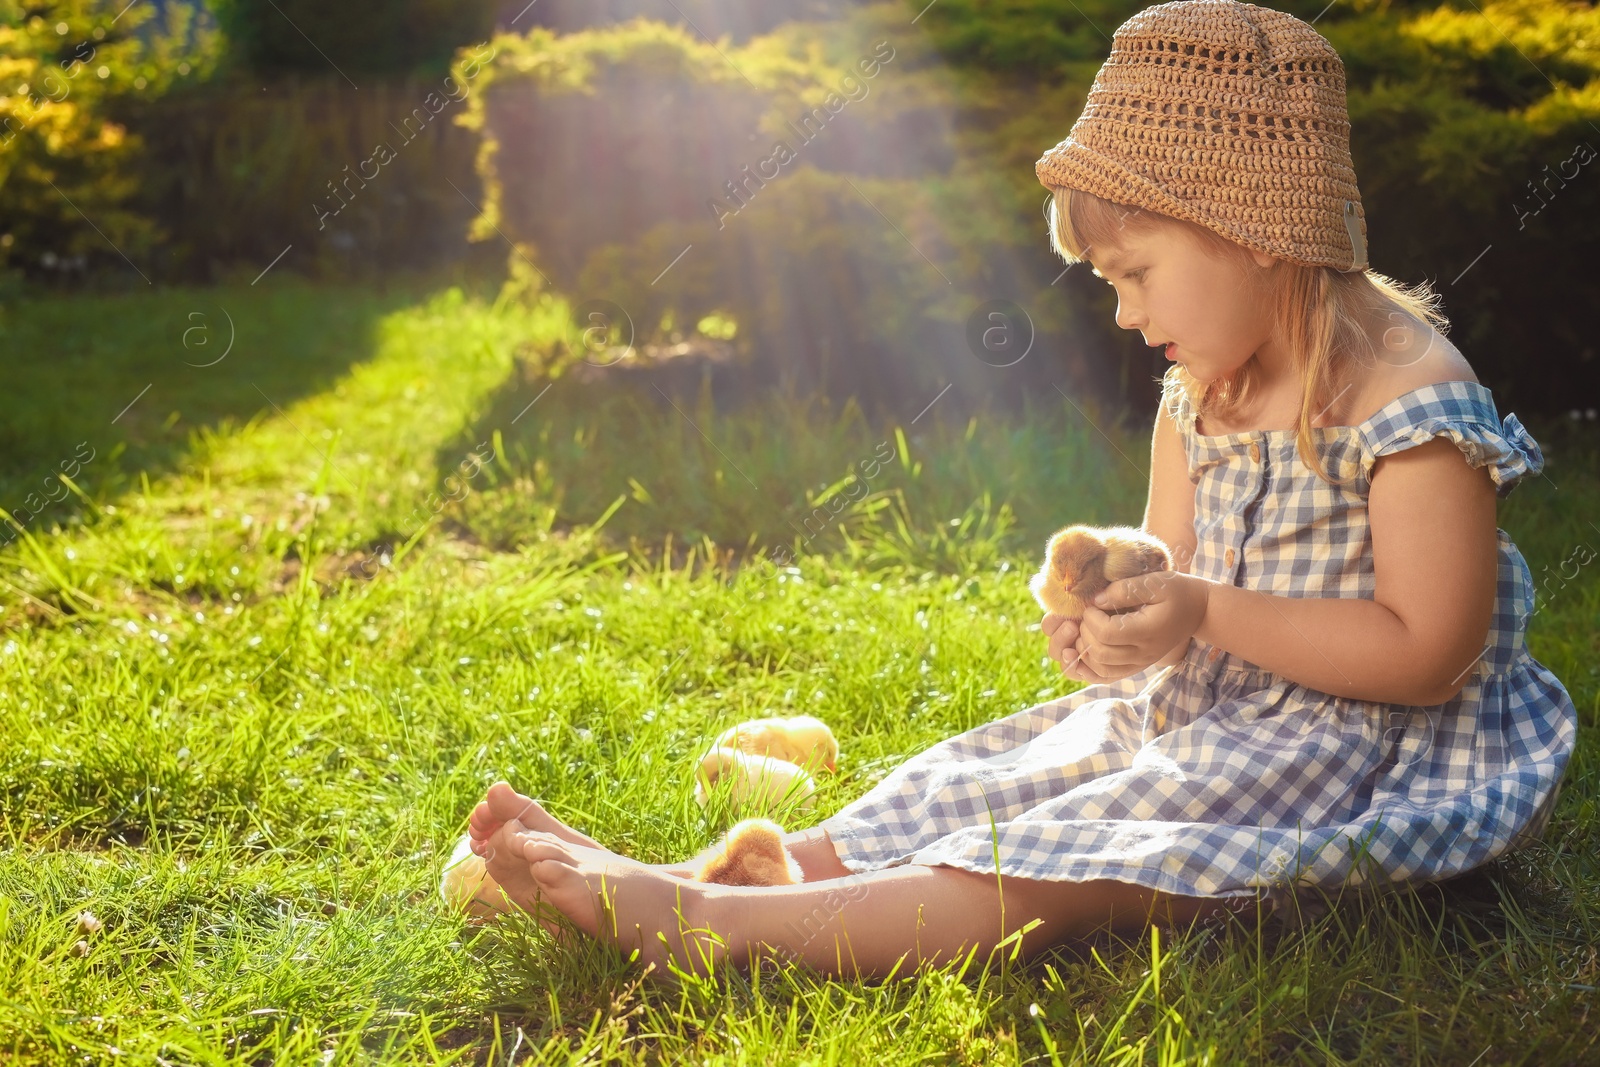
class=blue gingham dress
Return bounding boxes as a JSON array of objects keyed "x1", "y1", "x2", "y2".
[{"x1": 819, "y1": 380, "x2": 1578, "y2": 914}]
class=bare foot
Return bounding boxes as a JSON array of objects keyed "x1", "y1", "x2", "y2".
[
  {"x1": 468, "y1": 782, "x2": 607, "y2": 854},
  {"x1": 468, "y1": 781, "x2": 701, "y2": 877},
  {"x1": 482, "y1": 820, "x2": 736, "y2": 977}
]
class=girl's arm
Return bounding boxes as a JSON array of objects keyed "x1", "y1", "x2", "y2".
[
  {"x1": 1195, "y1": 437, "x2": 1500, "y2": 706},
  {"x1": 1145, "y1": 398, "x2": 1198, "y2": 676}
]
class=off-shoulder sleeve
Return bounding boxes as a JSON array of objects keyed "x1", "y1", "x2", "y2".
[{"x1": 1363, "y1": 411, "x2": 1544, "y2": 499}]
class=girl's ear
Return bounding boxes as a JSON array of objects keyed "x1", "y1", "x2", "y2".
[{"x1": 1249, "y1": 249, "x2": 1278, "y2": 270}]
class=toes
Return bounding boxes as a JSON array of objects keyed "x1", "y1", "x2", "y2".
[
  {"x1": 518, "y1": 831, "x2": 578, "y2": 868},
  {"x1": 468, "y1": 805, "x2": 491, "y2": 849},
  {"x1": 480, "y1": 819, "x2": 525, "y2": 867},
  {"x1": 485, "y1": 781, "x2": 541, "y2": 824}
]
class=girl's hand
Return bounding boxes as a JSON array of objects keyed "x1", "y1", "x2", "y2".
[
  {"x1": 1042, "y1": 612, "x2": 1137, "y2": 686},
  {"x1": 1075, "y1": 570, "x2": 1210, "y2": 678}
]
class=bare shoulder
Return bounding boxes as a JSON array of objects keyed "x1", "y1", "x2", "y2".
[
  {"x1": 1362, "y1": 322, "x2": 1497, "y2": 488},
  {"x1": 1336, "y1": 318, "x2": 1479, "y2": 426}
]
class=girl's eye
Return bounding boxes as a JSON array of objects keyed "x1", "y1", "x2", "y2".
[{"x1": 1126, "y1": 268, "x2": 1147, "y2": 282}]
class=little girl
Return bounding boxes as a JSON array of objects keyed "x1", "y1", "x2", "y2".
[{"x1": 464, "y1": 0, "x2": 1578, "y2": 979}]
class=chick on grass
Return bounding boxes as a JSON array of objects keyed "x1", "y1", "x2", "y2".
[
  {"x1": 692, "y1": 713, "x2": 839, "y2": 816},
  {"x1": 693, "y1": 747, "x2": 817, "y2": 814},
  {"x1": 712, "y1": 714, "x2": 839, "y2": 773},
  {"x1": 440, "y1": 831, "x2": 503, "y2": 919},
  {"x1": 1030, "y1": 523, "x2": 1173, "y2": 620}
]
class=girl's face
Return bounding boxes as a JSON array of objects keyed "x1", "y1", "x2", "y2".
[{"x1": 1087, "y1": 221, "x2": 1283, "y2": 384}]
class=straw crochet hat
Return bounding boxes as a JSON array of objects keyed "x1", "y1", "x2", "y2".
[{"x1": 1036, "y1": 0, "x2": 1369, "y2": 272}]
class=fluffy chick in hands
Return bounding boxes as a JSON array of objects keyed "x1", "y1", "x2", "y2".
[{"x1": 1030, "y1": 524, "x2": 1173, "y2": 621}]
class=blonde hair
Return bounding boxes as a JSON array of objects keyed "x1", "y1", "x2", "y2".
[{"x1": 1044, "y1": 186, "x2": 1449, "y2": 488}]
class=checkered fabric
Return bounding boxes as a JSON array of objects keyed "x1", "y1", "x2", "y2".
[{"x1": 819, "y1": 381, "x2": 1577, "y2": 916}]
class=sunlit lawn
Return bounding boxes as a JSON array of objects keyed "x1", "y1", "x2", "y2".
[{"x1": 0, "y1": 273, "x2": 1595, "y2": 1064}]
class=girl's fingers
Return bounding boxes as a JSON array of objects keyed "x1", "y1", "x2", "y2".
[
  {"x1": 1084, "y1": 606, "x2": 1148, "y2": 649},
  {"x1": 1073, "y1": 634, "x2": 1139, "y2": 680},
  {"x1": 1059, "y1": 638, "x2": 1093, "y2": 679},
  {"x1": 1080, "y1": 607, "x2": 1125, "y2": 646},
  {"x1": 1096, "y1": 574, "x2": 1161, "y2": 612},
  {"x1": 1064, "y1": 650, "x2": 1110, "y2": 684},
  {"x1": 1048, "y1": 619, "x2": 1079, "y2": 662}
]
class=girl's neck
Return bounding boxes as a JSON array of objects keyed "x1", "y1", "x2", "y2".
[
  {"x1": 1217, "y1": 304, "x2": 1407, "y2": 434},
  {"x1": 1202, "y1": 364, "x2": 1365, "y2": 436},
  {"x1": 1198, "y1": 389, "x2": 1305, "y2": 436}
]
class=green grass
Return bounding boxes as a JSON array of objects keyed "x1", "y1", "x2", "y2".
[{"x1": 0, "y1": 273, "x2": 1596, "y2": 1064}]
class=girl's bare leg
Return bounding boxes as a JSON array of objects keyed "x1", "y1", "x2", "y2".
[
  {"x1": 482, "y1": 820, "x2": 1254, "y2": 980},
  {"x1": 775, "y1": 825, "x2": 855, "y2": 881},
  {"x1": 719, "y1": 857, "x2": 1246, "y2": 977}
]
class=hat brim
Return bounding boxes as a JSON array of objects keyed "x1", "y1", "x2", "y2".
[{"x1": 1037, "y1": 138, "x2": 1361, "y2": 269}]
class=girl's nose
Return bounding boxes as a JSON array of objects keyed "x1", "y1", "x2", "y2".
[{"x1": 1114, "y1": 295, "x2": 1144, "y2": 331}]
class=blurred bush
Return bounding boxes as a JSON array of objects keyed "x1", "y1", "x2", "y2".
[
  {"x1": 503, "y1": 0, "x2": 868, "y2": 41},
  {"x1": 126, "y1": 0, "x2": 503, "y2": 284},
  {"x1": 460, "y1": 11, "x2": 1093, "y2": 416},
  {"x1": 1327, "y1": 0, "x2": 1600, "y2": 411},
  {"x1": 207, "y1": 0, "x2": 499, "y2": 79},
  {"x1": 0, "y1": 2, "x2": 498, "y2": 287},
  {"x1": 0, "y1": 0, "x2": 213, "y2": 286},
  {"x1": 121, "y1": 69, "x2": 487, "y2": 282},
  {"x1": 464, "y1": 0, "x2": 1599, "y2": 417},
  {"x1": 3, "y1": 0, "x2": 1595, "y2": 414}
]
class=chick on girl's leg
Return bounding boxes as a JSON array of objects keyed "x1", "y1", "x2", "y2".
[{"x1": 771, "y1": 825, "x2": 854, "y2": 881}]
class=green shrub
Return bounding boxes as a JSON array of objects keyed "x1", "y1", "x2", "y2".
[
  {"x1": 121, "y1": 68, "x2": 488, "y2": 283},
  {"x1": 463, "y1": 11, "x2": 1085, "y2": 413},
  {"x1": 207, "y1": 0, "x2": 499, "y2": 79},
  {"x1": 0, "y1": 0, "x2": 215, "y2": 286},
  {"x1": 510, "y1": 0, "x2": 865, "y2": 40}
]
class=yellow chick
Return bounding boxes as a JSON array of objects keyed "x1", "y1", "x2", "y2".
[
  {"x1": 1030, "y1": 524, "x2": 1173, "y2": 620},
  {"x1": 439, "y1": 832, "x2": 505, "y2": 919},
  {"x1": 713, "y1": 714, "x2": 839, "y2": 774},
  {"x1": 694, "y1": 746, "x2": 816, "y2": 814},
  {"x1": 692, "y1": 818, "x2": 804, "y2": 886}
]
